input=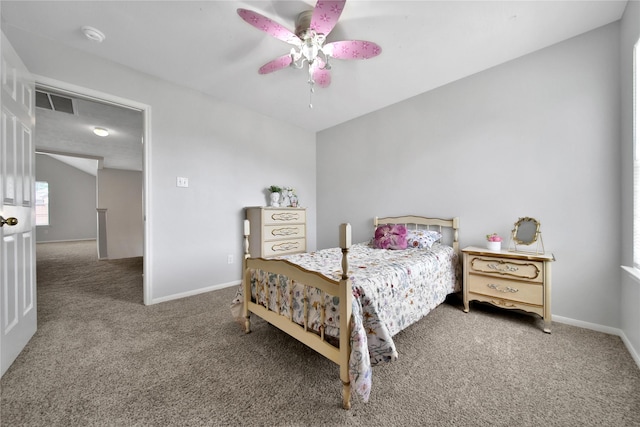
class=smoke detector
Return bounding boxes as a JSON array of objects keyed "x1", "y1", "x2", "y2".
[{"x1": 81, "y1": 26, "x2": 106, "y2": 43}]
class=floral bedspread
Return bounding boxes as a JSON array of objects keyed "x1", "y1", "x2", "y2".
[{"x1": 231, "y1": 242, "x2": 460, "y2": 402}]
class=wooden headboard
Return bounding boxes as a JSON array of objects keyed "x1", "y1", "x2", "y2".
[{"x1": 373, "y1": 215, "x2": 460, "y2": 254}]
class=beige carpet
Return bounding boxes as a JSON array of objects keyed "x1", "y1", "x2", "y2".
[{"x1": 1, "y1": 240, "x2": 639, "y2": 426}]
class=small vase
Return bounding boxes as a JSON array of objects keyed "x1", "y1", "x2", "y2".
[
  {"x1": 486, "y1": 241, "x2": 501, "y2": 251},
  {"x1": 269, "y1": 192, "x2": 280, "y2": 207}
]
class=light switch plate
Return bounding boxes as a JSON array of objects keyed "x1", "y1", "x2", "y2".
[{"x1": 177, "y1": 177, "x2": 189, "y2": 187}]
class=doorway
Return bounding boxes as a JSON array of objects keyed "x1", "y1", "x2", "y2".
[{"x1": 33, "y1": 78, "x2": 150, "y2": 304}]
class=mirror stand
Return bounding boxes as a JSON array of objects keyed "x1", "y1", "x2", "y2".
[{"x1": 508, "y1": 232, "x2": 545, "y2": 254}]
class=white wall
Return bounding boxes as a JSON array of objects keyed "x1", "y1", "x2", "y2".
[
  {"x1": 4, "y1": 27, "x2": 317, "y2": 303},
  {"x1": 35, "y1": 154, "x2": 96, "y2": 243},
  {"x1": 317, "y1": 23, "x2": 621, "y2": 328},
  {"x1": 97, "y1": 168, "x2": 143, "y2": 260},
  {"x1": 620, "y1": 0, "x2": 640, "y2": 363}
]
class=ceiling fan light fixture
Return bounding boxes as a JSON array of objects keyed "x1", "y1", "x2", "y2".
[
  {"x1": 93, "y1": 127, "x2": 109, "y2": 137},
  {"x1": 301, "y1": 37, "x2": 319, "y2": 62}
]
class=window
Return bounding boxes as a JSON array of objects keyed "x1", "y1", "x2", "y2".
[{"x1": 35, "y1": 181, "x2": 49, "y2": 226}]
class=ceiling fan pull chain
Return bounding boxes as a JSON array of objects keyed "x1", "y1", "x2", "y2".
[{"x1": 308, "y1": 65, "x2": 315, "y2": 109}]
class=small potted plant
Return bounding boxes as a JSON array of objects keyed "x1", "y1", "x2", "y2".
[
  {"x1": 268, "y1": 185, "x2": 282, "y2": 207},
  {"x1": 486, "y1": 233, "x2": 503, "y2": 251}
]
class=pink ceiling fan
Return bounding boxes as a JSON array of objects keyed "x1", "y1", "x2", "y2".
[{"x1": 237, "y1": 0, "x2": 382, "y2": 106}]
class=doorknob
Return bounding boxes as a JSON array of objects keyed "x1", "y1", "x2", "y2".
[{"x1": 0, "y1": 215, "x2": 18, "y2": 227}]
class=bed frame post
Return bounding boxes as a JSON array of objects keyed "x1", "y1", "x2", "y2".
[
  {"x1": 452, "y1": 217, "x2": 460, "y2": 254},
  {"x1": 339, "y1": 223, "x2": 352, "y2": 410},
  {"x1": 243, "y1": 220, "x2": 251, "y2": 333},
  {"x1": 243, "y1": 219, "x2": 250, "y2": 260}
]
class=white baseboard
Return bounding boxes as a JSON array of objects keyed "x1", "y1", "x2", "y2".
[
  {"x1": 148, "y1": 280, "x2": 240, "y2": 305},
  {"x1": 553, "y1": 315, "x2": 640, "y2": 369},
  {"x1": 553, "y1": 315, "x2": 621, "y2": 335},
  {"x1": 37, "y1": 238, "x2": 96, "y2": 244}
]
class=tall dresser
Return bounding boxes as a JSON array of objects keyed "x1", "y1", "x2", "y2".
[{"x1": 245, "y1": 207, "x2": 307, "y2": 258}]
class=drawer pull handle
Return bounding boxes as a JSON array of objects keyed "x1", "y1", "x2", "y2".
[
  {"x1": 271, "y1": 242, "x2": 300, "y2": 252},
  {"x1": 487, "y1": 283, "x2": 519, "y2": 293},
  {"x1": 271, "y1": 213, "x2": 299, "y2": 222},
  {"x1": 487, "y1": 262, "x2": 518, "y2": 273},
  {"x1": 271, "y1": 227, "x2": 299, "y2": 237}
]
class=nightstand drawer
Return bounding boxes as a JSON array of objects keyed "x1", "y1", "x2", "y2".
[
  {"x1": 468, "y1": 274, "x2": 543, "y2": 306},
  {"x1": 264, "y1": 209, "x2": 306, "y2": 225},
  {"x1": 263, "y1": 238, "x2": 306, "y2": 257},
  {"x1": 264, "y1": 224, "x2": 305, "y2": 241},
  {"x1": 469, "y1": 256, "x2": 543, "y2": 283}
]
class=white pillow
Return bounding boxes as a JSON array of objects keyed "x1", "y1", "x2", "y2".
[{"x1": 406, "y1": 229, "x2": 442, "y2": 249}]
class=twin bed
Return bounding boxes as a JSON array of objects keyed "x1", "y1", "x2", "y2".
[{"x1": 232, "y1": 215, "x2": 461, "y2": 409}]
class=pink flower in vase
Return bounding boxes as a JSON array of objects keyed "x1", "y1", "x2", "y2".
[{"x1": 486, "y1": 233, "x2": 503, "y2": 242}]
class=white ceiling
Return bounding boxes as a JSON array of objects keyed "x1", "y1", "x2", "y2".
[
  {"x1": 0, "y1": 0, "x2": 629, "y2": 168},
  {"x1": 35, "y1": 92, "x2": 144, "y2": 173}
]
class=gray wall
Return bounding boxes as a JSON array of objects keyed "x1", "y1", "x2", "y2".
[
  {"x1": 97, "y1": 168, "x2": 143, "y2": 260},
  {"x1": 318, "y1": 23, "x2": 621, "y2": 330},
  {"x1": 4, "y1": 26, "x2": 317, "y2": 303},
  {"x1": 35, "y1": 154, "x2": 96, "y2": 243}
]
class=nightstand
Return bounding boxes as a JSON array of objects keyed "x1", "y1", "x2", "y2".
[{"x1": 462, "y1": 246, "x2": 555, "y2": 333}]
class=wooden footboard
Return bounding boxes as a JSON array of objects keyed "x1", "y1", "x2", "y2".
[{"x1": 242, "y1": 224, "x2": 353, "y2": 409}]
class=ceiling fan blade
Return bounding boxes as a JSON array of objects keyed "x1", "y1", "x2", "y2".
[
  {"x1": 310, "y1": 0, "x2": 346, "y2": 36},
  {"x1": 324, "y1": 40, "x2": 382, "y2": 60},
  {"x1": 311, "y1": 61, "x2": 331, "y2": 88},
  {"x1": 237, "y1": 9, "x2": 301, "y2": 46},
  {"x1": 258, "y1": 54, "x2": 293, "y2": 75}
]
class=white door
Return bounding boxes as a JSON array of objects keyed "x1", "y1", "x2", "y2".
[{"x1": 0, "y1": 32, "x2": 36, "y2": 377}]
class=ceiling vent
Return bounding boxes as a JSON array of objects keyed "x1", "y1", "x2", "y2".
[{"x1": 36, "y1": 90, "x2": 75, "y2": 114}]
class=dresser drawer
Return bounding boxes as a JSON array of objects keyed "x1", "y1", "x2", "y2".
[
  {"x1": 263, "y1": 238, "x2": 306, "y2": 257},
  {"x1": 264, "y1": 224, "x2": 305, "y2": 241},
  {"x1": 264, "y1": 209, "x2": 306, "y2": 225},
  {"x1": 468, "y1": 274, "x2": 543, "y2": 306},
  {"x1": 469, "y1": 256, "x2": 543, "y2": 283}
]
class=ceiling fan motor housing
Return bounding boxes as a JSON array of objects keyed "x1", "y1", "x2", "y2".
[{"x1": 295, "y1": 10, "x2": 314, "y2": 37}]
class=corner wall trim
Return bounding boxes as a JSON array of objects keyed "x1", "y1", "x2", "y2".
[{"x1": 553, "y1": 315, "x2": 640, "y2": 369}]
